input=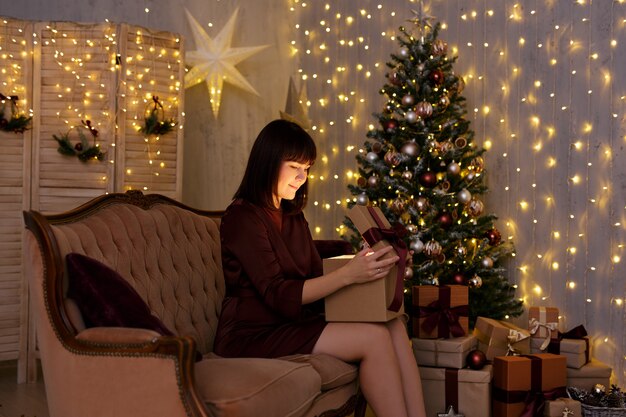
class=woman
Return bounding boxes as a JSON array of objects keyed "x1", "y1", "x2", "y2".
[{"x1": 213, "y1": 119, "x2": 426, "y2": 417}]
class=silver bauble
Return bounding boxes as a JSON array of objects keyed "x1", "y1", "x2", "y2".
[
  {"x1": 415, "y1": 196, "x2": 429, "y2": 212},
  {"x1": 365, "y1": 151, "x2": 379, "y2": 163},
  {"x1": 406, "y1": 224, "x2": 418, "y2": 234},
  {"x1": 447, "y1": 161, "x2": 461, "y2": 176},
  {"x1": 398, "y1": 46, "x2": 409, "y2": 58},
  {"x1": 367, "y1": 175, "x2": 379, "y2": 187},
  {"x1": 455, "y1": 245, "x2": 467, "y2": 257},
  {"x1": 481, "y1": 257, "x2": 494, "y2": 269},
  {"x1": 356, "y1": 193, "x2": 369, "y2": 206},
  {"x1": 405, "y1": 110, "x2": 418, "y2": 123},
  {"x1": 404, "y1": 266, "x2": 414, "y2": 279},
  {"x1": 468, "y1": 275, "x2": 483, "y2": 288},
  {"x1": 466, "y1": 171, "x2": 476, "y2": 181},
  {"x1": 457, "y1": 189, "x2": 472, "y2": 204},
  {"x1": 410, "y1": 239, "x2": 425, "y2": 254},
  {"x1": 401, "y1": 94, "x2": 415, "y2": 106},
  {"x1": 401, "y1": 170, "x2": 413, "y2": 181},
  {"x1": 401, "y1": 141, "x2": 420, "y2": 157}
]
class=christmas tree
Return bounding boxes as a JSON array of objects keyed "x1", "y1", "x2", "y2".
[{"x1": 344, "y1": 13, "x2": 523, "y2": 329}]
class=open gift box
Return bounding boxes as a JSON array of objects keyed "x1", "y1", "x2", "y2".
[{"x1": 324, "y1": 205, "x2": 406, "y2": 322}]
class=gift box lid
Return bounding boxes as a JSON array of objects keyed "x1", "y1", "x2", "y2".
[
  {"x1": 419, "y1": 364, "x2": 492, "y2": 383},
  {"x1": 412, "y1": 335, "x2": 477, "y2": 353},
  {"x1": 566, "y1": 359, "x2": 612, "y2": 377}
]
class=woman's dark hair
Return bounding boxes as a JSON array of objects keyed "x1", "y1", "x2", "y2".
[{"x1": 234, "y1": 119, "x2": 316, "y2": 213}]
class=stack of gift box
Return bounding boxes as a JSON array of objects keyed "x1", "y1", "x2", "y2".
[{"x1": 324, "y1": 206, "x2": 616, "y2": 417}]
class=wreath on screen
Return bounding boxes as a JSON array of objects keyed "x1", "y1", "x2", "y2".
[
  {"x1": 53, "y1": 120, "x2": 106, "y2": 162},
  {"x1": 139, "y1": 96, "x2": 178, "y2": 136},
  {"x1": 0, "y1": 93, "x2": 32, "y2": 134}
]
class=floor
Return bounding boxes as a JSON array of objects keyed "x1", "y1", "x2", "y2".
[{"x1": 0, "y1": 361, "x2": 48, "y2": 417}]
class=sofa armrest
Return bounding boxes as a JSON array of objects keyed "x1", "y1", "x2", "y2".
[{"x1": 76, "y1": 327, "x2": 162, "y2": 345}]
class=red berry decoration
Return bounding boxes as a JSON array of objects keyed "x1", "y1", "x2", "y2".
[
  {"x1": 383, "y1": 119, "x2": 398, "y2": 133},
  {"x1": 430, "y1": 69, "x2": 444, "y2": 85},
  {"x1": 486, "y1": 228, "x2": 502, "y2": 246},
  {"x1": 466, "y1": 349, "x2": 487, "y2": 370},
  {"x1": 418, "y1": 171, "x2": 437, "y2": 188},
  {"x1": 452, "y1": 272, "x2": 466, "y2": 285},
  {"x1": 74, "y1": 142, "x2": 83, "y2": 152}
]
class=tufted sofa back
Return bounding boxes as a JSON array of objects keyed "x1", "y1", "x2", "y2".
[{"x1": 47, "y1": 196, "x2": 225, "y2": 354}]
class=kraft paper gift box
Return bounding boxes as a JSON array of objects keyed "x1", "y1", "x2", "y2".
[
  {"x1": 529, "y1": 306, "x2": 560, "y2": 349},
  {"x1": 419, "y1": 364, "x2": 492, "y2": 417},
  {"x1": 566, "y1": 358, "x2": 612, "y2": 391},
  {"x1": 473, "y1": 316, "x2": 531, "y2": 360},
  {"x1": 412, "y1": 335, "x2": 477, "y2": 369},
  {"x1": 530, "y1": 326, "x2": 590, "y2": 369},
  {"x1": 324, "y1": 205, "x2": 405, "y2": 322},
  {"x1": 412, "y1": 285, "x2": 469, "y2": 339},
  {"x1": 493, "y1": 353, "x2": 567, "y2": 417},
  {"x1": 544, "y1": 398, "x2": 582, "y2": 417}
]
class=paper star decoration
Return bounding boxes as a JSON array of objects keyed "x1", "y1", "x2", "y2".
[
  {"x1": 437, "y1": 405, "x2": 464, "y2": 417},
  {"x1": 184, "y1": 8, "x2": 270, "y2": 118},
  {"x1": 279, "y1": 76, "x2": 312, "y2": 130}
]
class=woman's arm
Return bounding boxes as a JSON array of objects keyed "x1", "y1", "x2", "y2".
[{"x1": 301, "y1": 245, "x2": 399, "y2": 304}]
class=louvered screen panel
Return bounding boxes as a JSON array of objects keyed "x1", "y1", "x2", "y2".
[
  {"x1": 31, "y1": 21, "x2": 117, "y2": 214},
  {"x1": 115, "y1": 24, "x2": 184, "y2": 200},
  {"x1": 0, "y1": 17, "x2": 32, "y2": 362}
]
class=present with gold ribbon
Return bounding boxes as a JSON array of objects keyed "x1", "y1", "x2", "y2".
[
  {"x1": 473, "y1": 316, "x2": 531, "y2": 360},
  {"x1": 324, "y1": 205, "x2": 406, "y2": 322},
  {"x1": 528, "y1": 306, "x2": 560, "y2": 350},
  {"x1": 412, "y1": 285, "x2": 469, "y2": 339},
  {"x1": 566, "y1": 359, "x2": 612, "y2": 391},
  {"x1": 412, "y1": 335, "x2": 478, "y2": 369},
  {"x1": 530, "y1": 325, "x2": 590, "y2": 369},
  {"x1": 493, "y1": 353, "x2": 567, "y2": 417}
]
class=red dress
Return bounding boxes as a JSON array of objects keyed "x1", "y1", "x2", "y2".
[{"x1": 213, "y1": 199, "x2": 327, "y2": 358}]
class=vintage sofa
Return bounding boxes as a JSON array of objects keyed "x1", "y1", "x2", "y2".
[{"x1": 23, "y1": 190, "x2": 366, "y2": 417}]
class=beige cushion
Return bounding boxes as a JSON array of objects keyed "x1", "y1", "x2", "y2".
[
  {"x1": 280, "y1": 354, "x2": 358, "y2": 391},
  {"x1": 195, "y1": 357, "x2": 321, "y2": 417}
]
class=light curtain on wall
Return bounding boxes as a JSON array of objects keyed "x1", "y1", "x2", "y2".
[{"x1": 289, "y1": 0, "x2": 626, "y2": 386}]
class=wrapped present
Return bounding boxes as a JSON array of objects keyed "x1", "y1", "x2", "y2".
[
  {"x1": 419, "y1": 364, "x2": 492, "y2": 417},
  {"x1": 530, "y1": 325, "x2": 590, "y2": 369},
  {"x1": 544, "y1": 398, "x2": 582, "y2": 417},
  {"x1": 473, "y1": 316, "x2": 531, "y2": 360},
  {"x1": 412, "y1": 335, "x2": 477, "y2": 369},
  {"x1": 529, "y1": 306, "x2": 560, "y2": 350},
  {"x1": 412, "y1": 285, "x2": 469, "y2": 339},
  {"x1": 324, "y1": 205, "x2": 406, "y2": 322},
  {"x1": 493, "y1": 353, "x2": 567, "y2": 417},
  {"x1": 566, "y1": 359, "x2": 612, "y2": 391}
]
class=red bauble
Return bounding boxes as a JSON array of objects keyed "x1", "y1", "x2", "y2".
[
  {"x1": 357, "y1": 177, "x2": 367, "y2": 188},
  {"x1": 418, "y1": 171, "x2": 437, "y2": 188},
  {"x1": 452, "y1": 272, "x2": 466, "y2": 285},
  {"x1": 486, "y1": 228, "x2": 502, "y2": 246},
  {"x1": 383, "y1": 119, "x2": 398, "y2": 133},
  {"x1": 466, "y1": 349, "x2": 487, "y2": 370},
  {"x1": 388, "y1": 70, "x2": 402, "y2": 86},
  {"x1": 430, "y1": 69, "x2": 444, "y2": 85},
  {"x1": 437, "y1": 212, "x2": 453, "y2": 229}
]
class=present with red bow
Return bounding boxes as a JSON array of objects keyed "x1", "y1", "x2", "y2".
[
  {"x1": 473, "y1": 316, "x2": 531, "y2": 360},
  {"x1": 324, "y1": 205, "x2": 406, "y2": 322},
  {"x1": 493, "y1": 353, "x2": 567, "y2": 417},
  {"x1": 530, "y1": 325, "x2": 591, "y2": 369},
  {"x1": 412, "y1": 285, "x2": 469, "y2": 339},
  {"x1": 412, "y1": 335, "x2": 478, "y2": 369},
  {"x1": 528, "y1": 307, "x2": 560, "y2": 350}
]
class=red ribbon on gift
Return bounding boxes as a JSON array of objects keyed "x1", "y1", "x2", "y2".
[
  {"x1": 418, "y1": 286, "x2": 469, "y2": 338},
  {"x1": 546, "y1": 324, "x2": 590, "y2": 363},
  {"x1": 444, "y1": 368, "x2": 459, "y2": 412},
  {"x1": 361, "y1": 207, "x2": 407, "y2": 312}
]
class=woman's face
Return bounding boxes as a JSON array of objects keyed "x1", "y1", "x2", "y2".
[{"x1": 273, "y1": 160, "x2": 310, "y2": 208}]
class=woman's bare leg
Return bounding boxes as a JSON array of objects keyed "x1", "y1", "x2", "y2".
[
  {"x1": 312, "y1": 321, "x2": 425, "y2": 417},
  {"x1": 386, "y1": 317, "x2": 426, "y2": 417}
]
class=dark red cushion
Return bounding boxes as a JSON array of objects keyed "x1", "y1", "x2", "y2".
[{"x1": 66, "y1": 253, "x2": 173, "y2": 336}]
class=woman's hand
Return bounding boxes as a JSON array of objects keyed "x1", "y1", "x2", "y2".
[{"x1": 341, "y1": 245, "x2": 399, "y2": 285}]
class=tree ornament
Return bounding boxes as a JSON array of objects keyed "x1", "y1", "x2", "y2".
[
  {"x1": 452, "y1": 272, "x2": 466, "y2": 285},
  {"x1": 424, "y1": 240, "x2": 443, "y2": 258},
  {"x1": 398, "y1": 46, "x2": 410, "y2": 58},
  {"x1": 356, "y1": 193, "x2": 369, "y2": 206},
  {"x1": 410, "y1": 239, "x2": 425, "y2": 253},
  {"x1": 401, "y1": 94, "x2": 415, "y2": 106},
  {"x1": 439, "y1": 141, "x2": 454, "y2": 155},
  {"x1": 367, "y1": 175, "x2": 379, "y2": 187},
  {"x1": 468, "y1": 275, "x2": 483, "y2": 288},
  {"x1": 466, "y1": 349, "x2": 487, "y2": 370},
  {"x1": 390, "y1": 198, "x2": 405, "y2": 215},
  {"x1": 467, "y1": 198, "x2": 485, "y2": 217},
  {"x1": 401, "y1": 140, "x2": 420, "y2": 157},
  {"x1": 418, "y1": 171, "x2": 437, "y2": 188},
  {"x1": 447, "y1": 161, "x2": 461, "y2": 176},
  {"x1": 452, "y1": 76, "x2": 466, "y2": 94},
  {"x1": 438, "y1": 95, "x2": 450, "y2": 110},
  {"x1": 454, "y1": 136, "x2": 468, "y2": 148},
  {"x1": 405, "y1": 110, "x2": 418, "y2": 123},
  {"x1": 465, "y1": 171, "x2": 476, "y2": 181},
  {"x1": 457, "y1": 188, "x2": 472, "y2": 204},
  {"x1": 383, "y1": 119, "x2": 398, "y2": 133},
  {"x1": 139, "y1": 96, "x2": 178, "y2": 136},
  {"x1": 406, "y1": 224, "x2": 418, "y2": 234},
  {"x1": 415, "y1": 101, "x2": 433, "y2": 118},
  {"x1": 365, "y1": 151, "x2": 379, "y2": 163},
  {"x1": 593, "y1": 384, "x2": 607, "y2": 396},
  {"x1": 384, "y1": 149, "x2": 401, "y2": 167},
  {"x1": 437, "y1": 212, "x2": 454, "y2": 229},
  {"x1": 486, "y1": 228, "x2": 502, "y2": 246},
  {"x1": 372, "y1": 142, "x2": 383, "y2": 153},
  {"x1": 430, "y1": 69, "x2": 444, "y2": 85},
  {"x1": 401, "y1": 170, "x2": 413, "y2": 181},
  {"x1": 470, "y1": 156, "x2": 485, "y2": 173},
  {"x1": 431, "y1": 39, "x2": 448, "y2": 56},
  {"x1": 455, "y1": 245, "x2": 467, "y2": 258},
  {"x1": 414, "y1": 196, "x2": 430, "y2": 212},
  {"x1": 481, "y1": 257, "x2": 494, "y2": 269},
  {"x1": 404, "y1": 266, "x2": 414, "y2": 280},
  {"x1": 388, "y1": 70, "x2": 403, "y2": 86}
]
